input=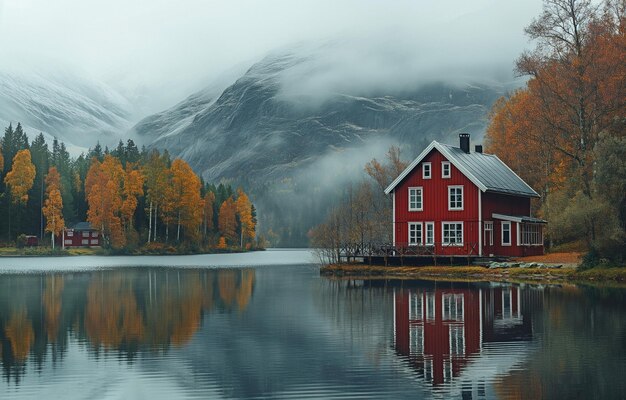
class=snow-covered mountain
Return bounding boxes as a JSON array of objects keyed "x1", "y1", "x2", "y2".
[
  {"x1": 0, "y1": 68, "x2": 133, "y2": 151},
  {"x1": 132, "y1": 47, "x2": 516, "y2": 245}
]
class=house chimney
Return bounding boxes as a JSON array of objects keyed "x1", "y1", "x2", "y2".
[
  {"x1": 475, "y1": 145, "x2": 483, "y2": 153},
  {"x1": 459, "y1": 133, "x2": 470, "y2": 153}
]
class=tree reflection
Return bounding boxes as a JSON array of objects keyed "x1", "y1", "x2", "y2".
[{"x1": 0, "y1": 268, "x2": 255, "y2": 384}]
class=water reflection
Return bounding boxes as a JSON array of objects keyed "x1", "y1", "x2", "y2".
[
  {"x1": 0, "y1": 268, "x2": 255, "y2": 384},
  {"x1": 393, "y1": 283, "x2": 540, "y2": 390}
]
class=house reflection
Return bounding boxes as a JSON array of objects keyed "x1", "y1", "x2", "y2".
[{"x1": 394, "y1": 283, "x2": 540, "y2": 387}]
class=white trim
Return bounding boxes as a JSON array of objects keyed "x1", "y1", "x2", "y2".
[
  {"x1": 442, "y1": 221, "x2": 464, "y2": 246},
  {"x1": 392, "y1": 191, "x2": 396, "y2": 247},
  {"x1": 492, "y1": 213, "x2": 547, "y2": 224},
  {"x1": 422, "y1": 162, "x2": 432, "y2": 179},
  {"x1": 502, "y1": 221, "x2": 512, "y2": 246},
  {"x1": 448, "y1": 185, "x2": 464, "y2": 211},
  {"x1": 408, "y1": 187, "x2": 423, "y2": 211},
  {"x1": 442, "y1": 161, "x2": 451, "y2": 178},
  {"x1": 516, "y1": 222, "x2": 520, "y2": 246},
  {"x1": 478, "y1": 190, "x2": 482, "y2": 256},
  {"x1": 408, "y1": 222, "x2": 423, "y2": 246},
  {"x1": 384, "y1": 141, "x2": 489, "y2": 194}
]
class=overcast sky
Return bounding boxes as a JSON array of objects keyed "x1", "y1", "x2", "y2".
[{"x1": 0, "y1": 0, "x2": 542, "y2": 115}]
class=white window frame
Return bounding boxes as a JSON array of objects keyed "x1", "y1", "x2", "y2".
[
  {"x1": 408, "y1": 187, "x2": 423, "y2": 211},
  {"x1": 408, "y1": 222, "x2": 423, "y2": 246},
  {"x1": 442, "y1": 161, "x2": 451, "y2": 178},
  {"x1": 410, "y1": 291, "x2": 424, "y2": 320},
  {"x1": 520, "y1": 223, "x2": 543, "y2": 246},
  {"x1": 442, "y1": 222, "x2": 463, "y2": 246},
  {"x1": 410, "y1": 325, "x2": 424, "y2": 355},
  {"x1": 502, "y1": 221, "x2": 512, "y2": 246},
  {"x1": 484, "y1": 221, "x2": 493, "y2": 246},
  {"x1": 67, "y1": 231, "x2": 73, "y2": 237},
  {"x1": 422, "y1": 162, "x2": 432, "y2": 179},
  {"x1": 443, "y1": 293, "x2": 464, "y2": 322},
  {"x1": 425, "y1": 293, "x2": 436, "y2": 322},
  {"x1": 449, "y1": 325, "x2": 465, "y2": 356},
  {"x1": 82, "y1": 231, "x2": 89, "y2": 238},
  {"x1": 425, "y1": 222, "x2": 435, "y2": 246},
  {"x1": 448, "y1": 185, "x2": 463, "y2": 210}
]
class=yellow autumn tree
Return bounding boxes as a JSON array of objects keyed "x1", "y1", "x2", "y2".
[
  {"x1": 85, "y1": 155, "x2": 125, "y2": 248},
  {"x1": 121, "y1": 163, "x2": 144, "y2": 232},
  {"x1": 5, "y1": 149, "x2": 36, "y2": 204},
  {"x1": 167, "y1": 159, "x2": 203, "y2": 242},
  {"x1": 42, "y1": 167, "x2": 65, "y2": 249},
  {"x1": 235, "y1": 189, "x2": 255, "y2": 248},
  {"x1": 218, "y1": 197, "x2": 237, "y2": 244},
  {"x1": 143, "y1": 151, "x2": 169, "y2": 242}
]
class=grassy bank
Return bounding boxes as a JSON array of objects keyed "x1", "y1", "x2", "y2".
[{"x1": 320, "y1": 263, "x2": 626, "y2": 285}]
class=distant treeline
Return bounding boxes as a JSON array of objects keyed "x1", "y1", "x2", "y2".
[{"x1": 0, "y1": 123, "x2": 259, "y2": 251}]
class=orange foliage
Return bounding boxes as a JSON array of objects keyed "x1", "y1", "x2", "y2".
[
  {"x1": 4, "y1": 308, "x2": 34, "y2": 362},
  {"x1": 168, "y1": 159, "x2": 203, "y2": 241},
  {"x1": 43, "y1": 167, "x2": 65, "y2": 244},
  {"x1": 42, "y1": 275, "x2": 64, "y2": 341},
  {"x1": 4, "y1": 149, "x2": 36, "y2": 204},
  {"x1": 236, "y1": 189, "x2": 255, "y2": 245},
  {"x1": 218, "y1": 197, "x2": 237, "y2": 243},
  {"x1": 85, "y1": 155, "x2": 125, "y2": 248},
  {"x1": 85, "y1": 273, "x2": 145, "y2": 349},
  {"x1": 121, "y1": 163, "x2": 144, "y2": 231}
]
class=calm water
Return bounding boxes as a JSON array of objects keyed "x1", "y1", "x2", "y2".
[{"x1": 0, "y1": 252, "x2": 625, "y2": 399}]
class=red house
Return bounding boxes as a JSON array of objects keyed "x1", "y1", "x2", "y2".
[
  {"x1": 384, "y1": 134, "x2": 545, "y2": 258},
  {"x1": 56, "y1": 222, "x2": 102, "y2": 248},
  {"x1": 394, "y1": 284, "x2": 534, "y2": 387}
]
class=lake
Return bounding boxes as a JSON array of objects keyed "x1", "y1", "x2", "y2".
[{"x1": 0, "y1": 250, "x2": 624, "y2": 399}]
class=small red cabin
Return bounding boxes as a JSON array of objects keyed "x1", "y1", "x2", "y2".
[
  {"x1": 56, "y1": 222, "x2": 101, "y2": 248},
  {"x1": 384, "y1": 134, "x2": 545, "y2": 258}
]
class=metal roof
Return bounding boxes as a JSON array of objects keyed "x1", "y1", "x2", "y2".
[
  {"x1": 492, "y1": 213, "x2": 547, "y2": 224},
  {"x1": 73, "y1": 222, "x2": 95, "y2": 230},
  {"x1": 384, "y1": 141, "x2": 540, "y2": 198}
]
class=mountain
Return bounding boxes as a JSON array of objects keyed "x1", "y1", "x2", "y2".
[
  {"x1": 0, "y1": 68, "x2": 133, "y2": 151},
  {"x1": 132, "y1": 49, "x2": 516, "y2": 246}
]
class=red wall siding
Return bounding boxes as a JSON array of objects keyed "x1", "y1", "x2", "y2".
[
  {"x1": 481, "y1": 193, "x2": 543, "y2": 257},
  {"x1": 394, "y1": 149, "x2": 479, "y2": 255}
]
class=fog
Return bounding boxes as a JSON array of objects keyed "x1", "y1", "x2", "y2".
[{"x1": 0, "y1": 0, "x2": 541, "y2": 118}]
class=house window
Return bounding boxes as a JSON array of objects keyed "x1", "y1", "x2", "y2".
[
  {"x1": 442, "y1": 222, "x2": 463, "y2": 246},
  {"x1": 408, "y1": 187, "x2": 423, "y2": 211},
  {"x1": 81, "y1": 239, "x2": 89, "y2": 245},
  {"x1": 448, "y1": 186, "x2": 463, "y2": 210},
  {"x1": 67, "y1": 231, "x2": 73, "y2": 237},
  {"x1": 91, "y1": 239, "x2": 98, "y2": 245},
  {"x1": 520, "y1": 223, "x2": 542, "y2": 245},
  {"x1": 422, "y1": 162, "x2": 431, "y2": 179},
  {"x1": 424, "y1": 359, "x2": 433, "y2": 382},
  {"x1": 410, "y1": 291, "x2": 423, "y2": 320},
  {"x1": 484, "y1": 221, "x2": 493, "y2": 246},
  {"x1": 408, "y1": 222, "x2": 423, "y2": 246},
  {"x1": 92, "y1": 232, "x2": 98, "y2": 238},
  {"x1": 425, "y1": 222, "x2": 435, "y2": 246},
  {"x1": 410, "y1": 325, "x2": 424, "y2": 355},
  {"x1": 442, "y1": 161, "x2": 451, "y2": 178},
  {"x1": 64, "y1": 240, "x2": 72, "y2": 245},
  {"x1": 502, "y1": 221, "x2": 511, "y2": 246},
  {"x1": 425, "y1": 293, "x2": 436, "y2": 321},
  {"x1": 82, "y1": 231, "x2": 89, "y2": 238},
  {"x1": 443, "y1": 293, "x2": 464, "y2": 322},
  {"x1": 449, "y1": 326, "x2": 465, "y2": 356}
]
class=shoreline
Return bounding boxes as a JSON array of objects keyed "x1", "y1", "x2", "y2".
[{"x1": 320, "y1": 263, "x2": 626, "y2": 286}]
